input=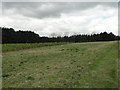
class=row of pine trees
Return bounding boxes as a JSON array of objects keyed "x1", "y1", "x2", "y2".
[{"x1": 1, "y1": 27, "x2": 119, "y2": 44}]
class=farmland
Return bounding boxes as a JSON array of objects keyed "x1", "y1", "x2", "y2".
[
  {"x1": 2, "y1": 41, "x2": 118, "y2": 88},
  {"x1": 2, "y1": 42, "x2": 67, "y2": 52}
]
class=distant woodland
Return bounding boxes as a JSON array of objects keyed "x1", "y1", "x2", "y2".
[{"x1": 1, "y1": 27, "x2": 119, "y2": 44}]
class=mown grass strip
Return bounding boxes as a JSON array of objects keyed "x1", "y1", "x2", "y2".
[{"x1": 2, "y1": 41, "x2": 118, "y2": 88}]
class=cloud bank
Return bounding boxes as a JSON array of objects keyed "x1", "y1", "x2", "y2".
[{"x1": 1, "y1": 2, "x2": 118, "y2": 36}]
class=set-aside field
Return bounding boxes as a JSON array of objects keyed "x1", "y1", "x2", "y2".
[{"x1": 2, "y1": 41, "x2": 118, "y2": 88}]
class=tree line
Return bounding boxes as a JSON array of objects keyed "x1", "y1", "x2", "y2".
[{"x1": 1, "y1": 27, "x2": 119, "y2": 44}]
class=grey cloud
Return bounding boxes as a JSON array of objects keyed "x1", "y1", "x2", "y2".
[{"x1": 2, "y1": 2, "x2": 117, "y2": 19}]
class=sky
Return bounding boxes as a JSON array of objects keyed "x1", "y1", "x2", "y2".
[{"x1": 1, "y1": 2, "x2": 118, "y2": 37}]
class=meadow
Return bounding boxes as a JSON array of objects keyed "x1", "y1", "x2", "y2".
[
  {"x1": 2, "y1": 42, "x2": 67, "y2": 52},
  {"x1": 2, "y1": 41, "x2": 118, "y2": 88}
]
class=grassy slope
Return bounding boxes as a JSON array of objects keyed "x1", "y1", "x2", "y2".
[{"x1": 2, "y1": 41, "x2": 118, "y2": 88}]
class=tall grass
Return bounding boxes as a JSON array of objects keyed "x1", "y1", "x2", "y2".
[{"x1": 2, "y1": 42, "x2": 67, "y2": 52}]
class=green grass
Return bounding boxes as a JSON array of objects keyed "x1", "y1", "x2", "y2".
[
  {"x1": 2, "y1": 42, "x2": 67, "y2": 52},
  {"x1": 2, "y1": 41, "x2": 118, "y2": 88}
]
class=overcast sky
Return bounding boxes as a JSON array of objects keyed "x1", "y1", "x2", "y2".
[{"x1": 1, "y1": 2, "x2": 118, "y2": 36}]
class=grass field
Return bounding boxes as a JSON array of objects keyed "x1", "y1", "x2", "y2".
[
  {"x1": 2, "y1": 42, "x2": 67, "y2": 52},
  {"x1": 2, "y1": 41, "x2": 118, "y2": 88}
]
